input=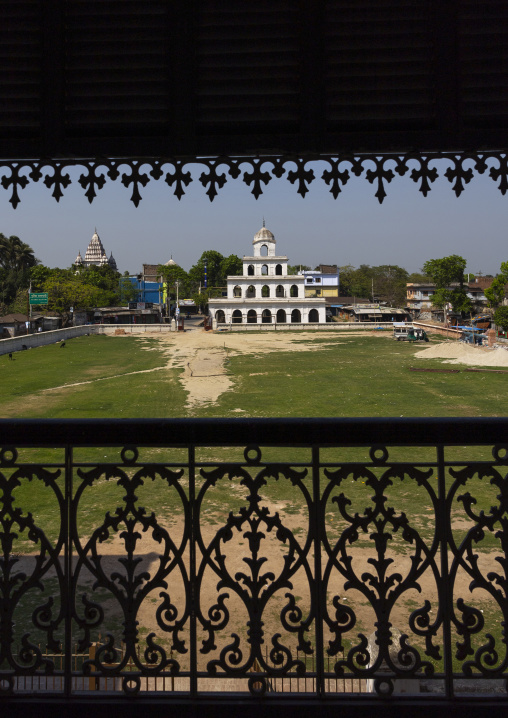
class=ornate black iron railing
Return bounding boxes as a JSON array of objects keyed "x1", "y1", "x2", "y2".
[{"x1": 1, "y1": 418, "x2": 508, "y2": 712}]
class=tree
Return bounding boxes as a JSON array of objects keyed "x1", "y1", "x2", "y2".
[
  {"x1": 157, "y1": 263, "x2": 190, "y2": 301},
  {"x1": 407, "y1": 271, "x2": 431, "y2": 283},
  {"x1": 422, "y1": 254, "x2": 472, "y2": 315},
  {"x1": 188, "y1": 250, "x2": 225, "y2": 288},
  {"x1": 484, "y1": 261, "x2": 508, "y2": 308},
  {"x1": 337, "y1": 264, "x2": 356, "y2": 296},
  {"x1": 0, "y1": 234, "x2": 39, "y2": 307},
  {"x1": 220, "y1": 254, "x2": 243, "y2": 279},
  {"x1": 192, "y1": 288, "x2": 211, "y2": 312},
  {"x1": 287, "y1": 264, "x2": 311, "y2": 275},
  {"x1": 29, "y1": 263, "x2": 129, "y2": 316},
  {"x1": 494, "y1": 306, "x2": 508, "y2": 331},
  {"x1": 371, "y1": 265, "x2": 409, "y2": 306}
]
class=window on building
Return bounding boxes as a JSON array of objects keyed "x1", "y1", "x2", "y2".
[{"x1": 290, "y1": 285, "x2": 298, "y2": 297}]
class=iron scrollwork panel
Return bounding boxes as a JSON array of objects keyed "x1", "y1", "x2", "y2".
[
  {"x1": 0, "y1": 447, "x2": 66, "y2": 695},
  {"x1": 195, "y1": 447, "x2": 316, "y2": 696},
  {"x1": 445, "y1": 445, "x2": 508, "y2": 689},
  {"x1": 321, "y1": 446, "x2": 441, "y2": 696},
  {"x1": 70, "y1": 447, "x2": 189, "y2": 695}
]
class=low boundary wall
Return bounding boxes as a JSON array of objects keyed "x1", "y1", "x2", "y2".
[
  {"x1": 0, "y1": 325, "x2": 95, "y2": 356},
  {"x1": 97, "y1": 324, "x2": 173, "y2": 334},
  {"x1": 213, "y1": 322, "x2": 396, "y2": 331},
  {"x1": 413, "y1": 321, "x2": 462, "y2": 338},
  {"x1": 0, "y1": 320, "x2": 463, "y2": 355}
]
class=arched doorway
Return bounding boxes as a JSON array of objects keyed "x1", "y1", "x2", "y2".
[
  {"x1": 276, "y1": 309, "x2": 286, "y2": 323},
  {"x1": 248, "y1": 265, "x2": 254, "y2": 276},
  {"x1": 246, "y1": 285, "x2": 255, "y2": 298},
  {"x1": 233, "y1": 285, "x2": 241, "y2": 297},
  {"x1": 262, "y1": 284, "x2": 269, "y2": 297},
  {"x1": 291, "y1": 309, "x2": 301, "y2": 323},
  {"x1": 232, "y1": 310, "x2": 242, "y2": 323},
  {"x1": 261, "y1": 264, "x2": 268, "y2": 275},
  {"x1": 216, "y1": 310, "x2": 225, "y2": 324},
  {"x1": 290, "y1": 284, "x2": 298, "y2": 297},
  {"x1": 262, "y1": 309, "x2": 272, "y2": 323},
  {"x1": 247, "y1": 309, "x2": 257, "y2": 323},
  {"x1": 308, "y1": 308, "x2": 319, "y2": 322},
  {"x1": 276, "y1": 284, "x2": 284, "y2": 297},
  {"x1": 260, "y1": 244, "x2": 268, "y2": 256},
  {"x1": 275, "y1": 264, "x2": 282, "y2": 275}
]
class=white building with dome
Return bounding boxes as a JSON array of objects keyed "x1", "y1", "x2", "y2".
[
  {"x1": 208, "y1": 224, "x2": 326, "y2": 326},
  {"x1": 75, "y1": 229, "x2": 117, "y2": 271}
]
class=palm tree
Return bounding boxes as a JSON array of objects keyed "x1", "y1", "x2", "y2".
[
  {"x1": 0, "y1": 234, "x2": 37, "y2": 272},
  {"x1": 0, "y1": 234, "x2": 38, "y2": 308}
]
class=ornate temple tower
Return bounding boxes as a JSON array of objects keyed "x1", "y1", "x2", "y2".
[{"x1": 75, "y1": 230, "x2": 118, "y2": 271}]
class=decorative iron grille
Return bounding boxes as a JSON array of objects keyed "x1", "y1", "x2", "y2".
[
  {"x1": 1, "y1": 418, "x2": 508, "y2": 705},
  {"x1": 1, "y1": 152, "x2": 508, "y2": 209}
]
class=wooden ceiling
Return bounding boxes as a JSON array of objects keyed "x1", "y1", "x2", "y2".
[{"x1": 1, "y1": 0, "x2": 508, "y2": 160}]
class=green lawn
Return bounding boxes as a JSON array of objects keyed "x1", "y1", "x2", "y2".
[{"x1": 1, "y1": 332, "x2": 506, "y2": 418}]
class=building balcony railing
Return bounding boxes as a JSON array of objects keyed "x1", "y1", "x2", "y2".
[{"x1": 1, "y1": 417, "x2": 508, "y2": 716}]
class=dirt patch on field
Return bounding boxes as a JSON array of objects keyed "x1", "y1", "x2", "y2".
[{"x1": 157, "y1": 329, "x2": 346, "y2": 408}]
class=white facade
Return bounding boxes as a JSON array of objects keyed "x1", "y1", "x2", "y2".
[{"x1": 208, "y1": 225, "x2": 326, "y2": 325}]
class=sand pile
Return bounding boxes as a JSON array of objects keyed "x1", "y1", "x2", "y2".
[{"x1": 415, "y1": 341, "x2": 508, "y2": 367}]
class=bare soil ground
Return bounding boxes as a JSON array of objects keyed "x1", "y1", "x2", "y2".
[{"x1": 144, "y1": 328, "x2": 365, "y2": 408}]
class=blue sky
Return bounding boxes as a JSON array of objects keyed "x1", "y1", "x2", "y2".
[{"x1": 1, "y1": 159, "x2": 506, "y2": 276}]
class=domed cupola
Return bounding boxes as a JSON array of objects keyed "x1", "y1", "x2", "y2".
[
  {"x1": 253, "y1": 219, "x2": 275, "y2": 245},
  {"x1": 253, "y1": 220, "x2": 276, "y2": 257}
]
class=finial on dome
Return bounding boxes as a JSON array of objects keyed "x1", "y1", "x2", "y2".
[{"x1": 263, "y1": 217, "x2": 265, "y2": 227}]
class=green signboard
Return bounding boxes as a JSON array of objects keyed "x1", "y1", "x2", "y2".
[{"x1": 29, "y1": 292, "x2": 49, "y2": 305}]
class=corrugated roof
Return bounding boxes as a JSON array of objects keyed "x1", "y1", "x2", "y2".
[{"x1": 0, "y1": 313, "x2": 28, "y2": 323}]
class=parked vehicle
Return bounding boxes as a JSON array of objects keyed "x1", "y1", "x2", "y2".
[{"x1": 393, "y1": 323, "x2": 429, "y2": 342}]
